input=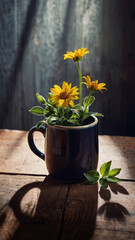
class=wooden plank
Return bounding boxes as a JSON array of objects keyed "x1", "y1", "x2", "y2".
[
  {"x1": 60, "y1": 181, "x2": 135, "y2": 240},
  {"x1": 0, "y1": 174, "x2": 69, "y2": 240},
  {"x1": 0, "y1": 130, "x2": 135, "y2": 180},
  {"x1": 0, "y1": 173, "x2": 134, "y2": 240},
  {"x1": 90, "y1": 230, "x2": 135, "y2": 240},
  {"x1": 96, "y1": 181, "x2": 135, "y2": 233},
  {"x1": 99, "y1": 135, "x2": 135, "y2": 180},
  {"x1": 60, "y1": 183, "x2": 98, "y2": 240},
  {"x1": 0, "y1": 129, "x2": 47, "y2": 175},
  {"x1": 0, "y1": 174, "x2": 44, "y2": 209}
]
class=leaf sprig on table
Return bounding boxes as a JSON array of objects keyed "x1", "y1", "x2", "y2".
[{"x1": 84, "y1": 161, "x2": 121, "y2": 188}]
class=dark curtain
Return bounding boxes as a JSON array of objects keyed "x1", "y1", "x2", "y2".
[{"x1": 0, "y1": 0, "x2": 135, "y2": 136}]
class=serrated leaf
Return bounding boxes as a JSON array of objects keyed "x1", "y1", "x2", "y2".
[
  {"x1": 29, "y1": 106, "x2": 44, "y2": 116},
  {"x1": 108, "y1": 168, "x2": 121, "y2": 177},
  {"x1": 99, "y1": 178, "x2": 108, "y2": 188},
  {"x1": 84, "y1": 170, "x2": 99, "y2": 184},
  {"x1": 36, "y1": 121, "x2": 45, "y2": 129},
  {"x1": 106, "y1": 177, "x2": 121, "y2": 183},
  {"x1": 36, "y1": 93, "x2": 46, "y2": 105},
  {"x1": 100, "y1": 161, "x2": 112, "y2": 177}
]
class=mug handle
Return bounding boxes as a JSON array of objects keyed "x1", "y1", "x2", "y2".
[{"x1": 28, "y1": 125, "x2": 45, "y2": 161}]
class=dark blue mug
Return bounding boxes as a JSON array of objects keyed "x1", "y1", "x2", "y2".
[{"x1": 28, "y1": 116, "x2": 98, "y2": 181}]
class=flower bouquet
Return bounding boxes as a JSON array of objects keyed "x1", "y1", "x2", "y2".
[{"x1": 29, "y1": 48, "x2": 107, "y2": 128}]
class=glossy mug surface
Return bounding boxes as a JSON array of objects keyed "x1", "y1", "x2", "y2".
[{"x1": 28, "y1": 116, "x2": 98, "y2": 181}]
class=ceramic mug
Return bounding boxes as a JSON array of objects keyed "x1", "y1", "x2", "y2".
[{"x1": 28, "y1": 116, "x2": 98, "y2": 181}]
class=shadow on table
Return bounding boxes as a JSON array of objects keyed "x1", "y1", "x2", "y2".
[
  {"x1": 98, "y1": 182, "x2": 129, "y2": 222},
  {"x1": 0, "y1": 175, "x2": 98, "y2": 240}
]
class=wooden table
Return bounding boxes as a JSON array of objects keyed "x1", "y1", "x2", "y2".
[{"x1": 0, "y1": 130, "x2": 135, "y2": 240}]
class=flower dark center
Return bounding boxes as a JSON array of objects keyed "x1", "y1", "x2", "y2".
[
  {"x1": 60, "y1": 91, "x2": 68, "y2": 99},
  {"x1": 74, "y1": 56, "x2": 82, "y2": 62}
]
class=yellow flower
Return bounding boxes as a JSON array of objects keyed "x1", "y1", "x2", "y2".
[
  {"x1": 49, "y1": 81, "x2": 79, "y2": 108},
  {"x1": 64, "y1": 48, "x2": 89, "y2": 62},
  {"x1": 83, "y1": 75, "x2": 107, "y2": 92}
]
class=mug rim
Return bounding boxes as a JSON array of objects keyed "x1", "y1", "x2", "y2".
[{"x1": 46, "y1": 115, "x2": 98, "y2": 130}]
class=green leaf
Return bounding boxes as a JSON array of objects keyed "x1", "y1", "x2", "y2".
[
  {"x1": 73, "y1": 105, "x2": 84, "y2": 116},
  {"x1": 108, "y1": 168, "x2": 121, "y2": 177},
  {"x1": 64, "y1": 106, "x2": 71, "y2": 118},
  {"x1": 100, "y1": 161, "x2": 112, "y2": 177},
  {"x1": 99, "y1": 178, "x2": 108, "y2": 188},
  {"x1": 66, "y1": 119, "x2": 80, "y2": 126},
  {"x1": 70, "y1": 112, "x2": 80, "y2": 119},
  {"x1": 57, "y1": 106, "x2": 64, "y2": 118},
  {"x1": 36, "y1": 93, "x2": 46, "y2": 105},
  {"x1": 83, "y1": 96, "x2": 95, "y2": 109},
  {"x1": 29, "y1": 106, "x2": 44, "y2": 116},
  {"x1": 92, "y1": 112, "x2": 104, "y2": 117},
  {"x1": 36, "y1": 121, "x2": 45, "y2": 129},
  {"x1": 73, "y1": 104, "x2": 84, "y2": 110},
  {"x1": 106, "y1": 177, "x2": 121, "y2": 183},
  {"x1": 83, "y1": 112, "x2": 104, "y2": 121},
  {"x1": 44, "y1": 103, "x2": 57, "y2": 118},
  {"x1": 46, "y1": 102, "x2": 57, "y2": 112},
  {"x1": 56, "y1": 118, "x2": 63, "y2": 125},
  {"x1": 83, "y1": 112, "x2": 92, "y2": 120},
  {"x1": 46, "y1": 116, "x2": 57, "y2": 125},
  {"x1": 84, "y1": 170, "x2": 100, "y2": 184},
  {"x1": 44, "y1": 108, "x2": 50, "y2": 117}
]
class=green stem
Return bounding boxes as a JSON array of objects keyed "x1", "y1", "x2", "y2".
[
  {"x1": 62, "y1": 107, "x2": 65, "y2": 125},
  {"x1": 81, "y1": 89, "x2": 93, "y2": 125},
  {"x1": 77, "y1": 61, "x2": 83, "y2": 106}
]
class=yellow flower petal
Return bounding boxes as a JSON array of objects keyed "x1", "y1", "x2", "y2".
[
  {"x1": 83, "y1": 75, "x2": 92, "y2": 88},
  {"x1": 69, "y1": 100, "x2": 74, "y2": 107},
  {"x1": 56, "y1": 99, "x2": 64, "y2": 107},
  {"x1": 83, "y1": 75, "x2": 107, "y2": 92},
  {"x1": 50, "y1": 88, "x2": 59, "y2": 94},
  {"x1": 64, "y1": 48, "x2": 89, "y2": 61},
  {"x1": 62, "y1": 100, "x2": 69, "y2": 108},
  {"x1": 64, "y1": 54, "x2": 73, "y2": 60},
  {"x1": 62, "y1": 81, "x2": 70, "y2": 91},
  {"x1": 53, "y1": 84, "x2": 62, "y2": 92},
  {"x1": 72, "y1": 96, "x2": 79, "y2": 100},
  {"x1": 49, "y1": 82, "x2": 79, "y2": 108}
]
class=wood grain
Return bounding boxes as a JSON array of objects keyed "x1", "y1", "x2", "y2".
[
  {"x1": 60, "y1": 183, "x2": 98, "y2": 240},
  {"x1": 0, "y1": 175, "x2": 134, "y2": 240},
  {"x1": 98, "y1": 135, "x2": 135, "y2": 180},
  {"x1": 0, "y1": 130, "x2": 135, "y2": 179},
  {"x1": 60, "y1": 182, "x2": 135, "y2": 240},
  {"x1": 0, "y1": 129, "x2": 47, "y2": 175},
  {"x1": 0, "y1": 130, "x2": 135, "y2": 239},
  {"x1": 0, "y1": 175, "x2": 69, "y2": 240}
]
